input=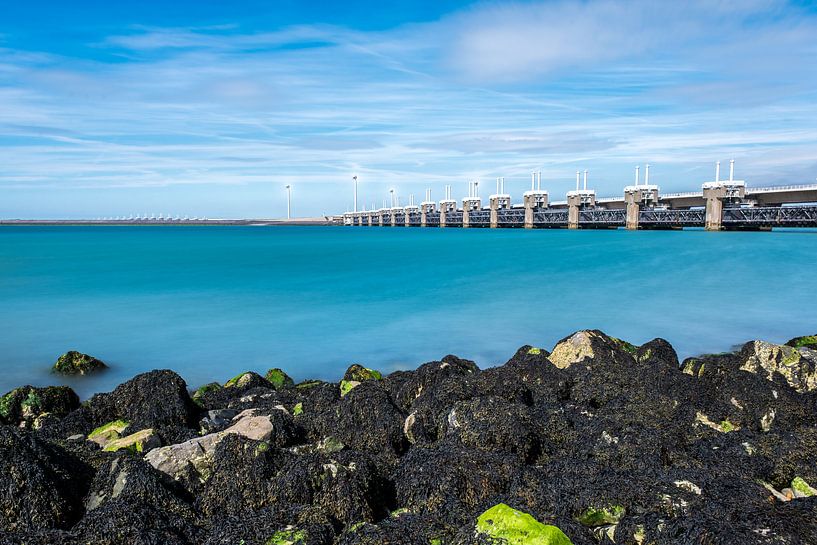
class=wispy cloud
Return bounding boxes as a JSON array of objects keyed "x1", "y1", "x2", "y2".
[{"x1": 1, "y1": 1, "x2": 816, "y2": 218}]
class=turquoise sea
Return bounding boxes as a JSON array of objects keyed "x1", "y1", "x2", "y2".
[{"x1": 1, "y1": 225, "x2": 815, "y2": 397}]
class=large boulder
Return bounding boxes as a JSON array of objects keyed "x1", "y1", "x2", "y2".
[
  {"x1": 109, "y1": 370, "x2": 198, "y2": 433},
  {"x1": 547, "y1": 330, "x2": 626, "y2": 369},
  {"x1": 738, "y1": 340, "x2": 817, "y2": 393},
  {"x1": 0, "y1": 427, "x2": 91, "y2": 532},
  {"x1": 394, "y1": 445, "x2": 521, "y2": 525},
  {"x1": 0, "y1": 385, "x2": 79, "y2": 427},
  {"x1": 145, "y1": 408, "x2": 289, "y2": 486},
  {"x1": 202, "y1": 505, "x2": 335, "y2": 545},
  {"x1": 52, "y1": 350, "x2": 107, "y2": 375}
]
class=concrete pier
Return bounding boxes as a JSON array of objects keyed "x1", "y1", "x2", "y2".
[
  {"x1": 462, "y1": 197, "x2": 481, "y2": 228},
  {"x1": 567, "y1": 190, "x2": 596, "y2": 229},
  {"x1": 624, "y1": 185, "x2": 659, "y2": 230},
  {"x1": 420, "y1": 201, "x2": 435, "y2": 227},
  {"x1": 523, "y1": 190, "x2": 548, "y2": 229},
  {"x1": 440, "y1": 199, "x2": 456, "y2": 228}
]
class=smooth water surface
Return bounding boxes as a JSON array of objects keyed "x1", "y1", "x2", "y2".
[{"x1": 1, "y1": 225, "x2": 815, "y2": 397}]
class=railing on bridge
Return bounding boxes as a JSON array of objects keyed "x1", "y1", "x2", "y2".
[
  {"x1": 533, "y1": 210, "x2": 569, "y2": 226},
  {"x1": 446, "y1": 211, "x2": 463, "y2": 227},
  {"x1": 579, "y1": 209, "x2": 626, "y2": 225},
  {"x1": 469, "y1": 209, "x2": 491, "y2": 227},
  {"x1": 393, "y1": 213, "x2": 406, "y2": 225},
  {"x1": 746, "y1": 184, "x2": 817, "y2": 194},
  {"x1": 496, "y1": 208, "x2": 525, "y2": 227},
  {"x1": 639, "y1": 209, "x2": 705, "y2": 227},
  {"x1": 722, "y1": 206, "x2": 817, "y2": 227},
  {"x1": 408, "y1": 212, "x2": 421, "y2": 226},
  {"x1": 426, "y1": 212, "x2": 441, "y2": 226}
]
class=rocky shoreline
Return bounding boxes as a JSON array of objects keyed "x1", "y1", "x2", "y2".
[{"x1": 1, "y1": 330, "x2": 816, "y2": 544}]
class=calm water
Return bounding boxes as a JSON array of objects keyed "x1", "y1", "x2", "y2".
[{"x1": 1, "y1": 225, "x2": 815, "y2": 397}]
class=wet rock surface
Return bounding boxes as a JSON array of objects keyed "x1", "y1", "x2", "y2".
[{"x1": 2, "y1": 332, "x2": 817, "y2": 544}]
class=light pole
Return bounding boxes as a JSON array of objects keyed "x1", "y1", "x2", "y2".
[
  {"x1": 285, "y1": 185, "x2": 291, "y2": 219},
  {"x1": 353, "y1": 175, "x2": 358, "y2": 213},
  {"x1": 389, "y1": 188, "x2": 395, "y2": 208}
]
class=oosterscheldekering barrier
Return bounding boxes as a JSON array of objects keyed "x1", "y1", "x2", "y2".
[{"x1": 342, "y1": 162, "x2": 817, "y2": 231}]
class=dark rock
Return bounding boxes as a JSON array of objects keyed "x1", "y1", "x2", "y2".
[
  {"x1": 52, "y1": 351, "x2": 107, "y2": 375},
  {"x1": 109, "y1": 370, "x2": 198, "y2": 432},
  {"x1": 265, "y1": 367, "x2": 295, "y2": 389},
  {"x1": 0, "y1": 427, "x2": 91, "y2": 532},
  {"x1": 224, "y1": 371, "x2": 271, "y2": 390},
  {"x1": 0, "y1": 385, "x2": 79, "y2": 427},
  {"x1": 203, "y1": 505, "x2": 335, "y2": 545}
]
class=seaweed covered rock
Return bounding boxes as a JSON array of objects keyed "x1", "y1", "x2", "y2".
[
  {"x1": 738, "y1": 340, "x2": 817, "y2": 393},
  {"x1": 0, "y1": 426, "x2": 91, "y2": 532},
  {"x1": 265, "y1": 368, "x2": 295, "y2": 389},
  {"x1": 203, "y1": 505, "x2": 335, "y2": 545},
  {"x1": 335, "y1": 512, "x2": 451, "y2": 545},
  {"x1": 472, "y1": 504, "x2": 573, "y2": 545},
  {"x1": 394, "y1": 445, "x2": 521, "y2": 525},
  {"x1": 199, "y1": 433, "x2": 393, "y2": 528},
  {"x1": 52, "y1": 350, "x2": 107, "y2": 375},
  {"x1": 786, "y1": 334, "x2": 817, "y2": 349},
  {"x1": 0, "y1": 385, "x2": 79, "y2": 427},
  {"x1": 225, "y1": 371, "x2": 271, "y2": 390},
  {"x1": 109, "y1": 370, "x2": 198, "y2": 435},
  {"x1": 340, "y1": 364, "x2": 383, "y2": 397},
  {"x1": 305, "y1": 380, "x2": 406, "y2": 457},
  {"x1": 548, "y1": 330, "x2": 623, "y2": 369}
]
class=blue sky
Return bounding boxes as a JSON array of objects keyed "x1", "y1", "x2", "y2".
[{"x1": 2, "y1": 0, "x2": 817, "y2": 218}]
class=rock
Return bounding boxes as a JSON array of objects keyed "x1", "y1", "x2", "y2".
[
  {"x1": 577, "y1": 504, "x2": 625, "y2": 527},
  {"x1": 199, "y1": 409, "x2": 239, "y2": 434},
  {"x1": 786, "y1": 335, "x2": 817, "y2": 349},
  {"x1": 548, "y1": 330, "x2": 628, "y2": 369},
  {"x1": 144, "y1": 409, "x2": 277, "y2": 483},
  {"x1": 0, "y1": 385, "x2": 80, "y2": 426},
  {"x1": 192, "y1": 382, "x2": 222, "y2": 406},
  {"x1": 475, "y1": 504, "x2": 573, "y2": 545},
  {"x1": 791, "y1": 477, "x2": 817, "y2": 498},
  {"x1": 52, "y1": 350, "x2": 107, "y2": 375},
  {"x1": 738, "y1": 340, "x2": 817, "y2": 393},
  {"x1": 0, "y1": 426, "x2": 91, "y2": 531},
  {"x1": 110, "y1": 370, "x2": 198, "y2": 431},
  {"x1": 344, "y1": 364, "x2": 383, "y2": 382},
  {"x1": 339, "y1": 379, "x2": 360, "y2": 397},
  {"x1": 225, "y1": 371, "x2": 271, "y2": 390},
  {"x1": 103, "y1": 428, "x2": 161, "y2": 453},
  {"x1": 265, "y1": 368, "x2": 295, "y2": 389},
  {"x1": 202, "y1": 505, "x2": 335, "y2": 545},
  {"x1": 87, "y1": 419, "x2": 131, "y2": 448}
]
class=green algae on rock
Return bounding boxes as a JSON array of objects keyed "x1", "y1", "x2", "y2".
[
  {"x1": 87, "y1": 419, "x2": 130, "y2": 448},
  {"x1": 52, "y1": 351, "x2": 107, "y2": 375},
  {"x1": 577, "y1": 505, "x2": 625, "y2": 527},
  {"x1": 476, "y1": 504, "x2": 573, "y2": 545},
  {"x1": 192, "y1": 382, "x2": 222, "y2": 404},
  {"x1": 102, "y1": 428, "x2": 160, "y2": 453},
  {"x1": 266, "y1": 528, "x2": 307, "y2": 545},
  {"x1": 791, "y1": 477, "x2": 817, "y2": 498},
  {"x1": 339, "y1": 379, "x2": 360, "y2": 397},
  {"x1": 0, "y1": 385, "x2": 80, "y2": 426},
  {"x1": 343, "y1": 364, "x2": 382, "y2": 382},
  {"x1": 786, "y1": 335, "x2": 817, "y2": 349},
  {"x1": 265, "y1": 368, "x2": 295, "y2": 389}
]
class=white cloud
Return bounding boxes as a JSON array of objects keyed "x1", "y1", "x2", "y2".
[{"x1": 1, "y1": 1, "x2": 817, "y2": 218}]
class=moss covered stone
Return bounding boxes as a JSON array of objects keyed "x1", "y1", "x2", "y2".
[
  {"x1": 0, "y1": 390, "x2": 16, "y2": 419},
  {"x1": 266, "y1": 528, "x2": 307, "y2": 545},
  {"x1": 611, "y1": 337, "x2": 639, "y2": 355},
  {"x1": 53, "y1": 350, "x2": 107, "y2": 375},
  {"x1": 340, "y1": 379, "x2": 360, "y2": 397},
  {"x1": 577, "y1": 505, "x2": 625, "y2": 527},
  {"x1": 192, "y1": 382, "x2": 222, "y2": 404},
  {"x1": 264, "y1": 368, "x2": 295, "y2": 389},
  {"x1": 791, "y1": 477, "x2": 817, "y2": 498},
  {"x1": 292, "y1": 402, "x2": 303, "y2": 416},
  {"x1": 295, "y1": 379, "x2": 323, "y2": 389},
  {"x1": 786, "y1": 335, "x2": 817, "y2": 349},
  {"x1": 102, "y1": 428, "x2": 160, "y2": 454},
  {"x1": 225, "y1": 372, "x2": 252, "y2": 388},
  {"x1": 88, "y1": 420, "x2": 130, "y2": 447},
  {"x1": 343, "y1": 364, "x2": 382, "y2": 382},
  {"x1": 527, "y1": 347, "x2": 542, "y2": 355},
  {"x1": 476, "y1": 504, "x2": 573, "y2": 545}
]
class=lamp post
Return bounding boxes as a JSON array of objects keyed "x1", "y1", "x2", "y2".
[
  {"x1": 285, "y1": 184, "x2": 291, "y2": 219},
  {"x1": 390, "y1": 188, "x2": 395, "y2": 208},
  {"x1": 353, "y1": 175, "x2": 358, "y2": 213}
]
